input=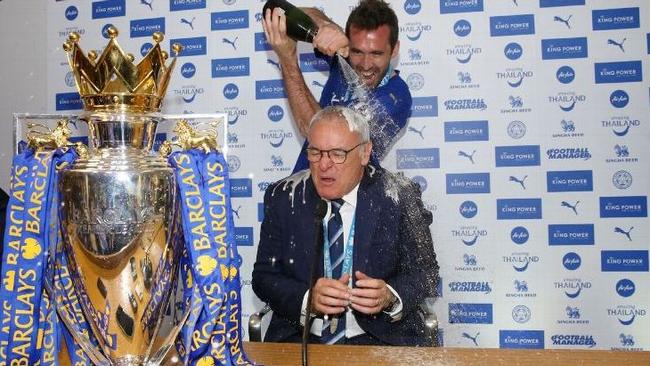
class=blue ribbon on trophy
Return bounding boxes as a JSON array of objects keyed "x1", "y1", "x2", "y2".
[
  {"x1": 0, "y1": 143, "x2": 79, "y2": 365},
  {"x1": 170, "y1": 148, "x2": 253, "y2": 366}
]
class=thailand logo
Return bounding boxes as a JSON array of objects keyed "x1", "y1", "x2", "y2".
[
  {"x1": 563, "y1": 252, "x2": 581, "y2": 270},
  {"x1": 511, "y1": 226, "x2": 529, "y2": 244},
  {"x1": 407, "y1": 125, "x2": 426, "y2": 139},
  {"x1": 404, "y1": 0, "x2": 421, "y2": 15},
  {"x1": 610, "y1": 90, "x2": 629, "y2": 108},
  {"x1": 452, "y1": 225, "x2": 487, "y2": 246},
  {"x1": 503, "y1": 252, "x2": 539, "y2": 272},
  {"x1": 459, "y1": 200, "x2": 478, "y2": 218},
  {"x1": 454, "y1": 19, "x2": 471, "y2": 37},
  {"x1": 261, "y1": 129, "x2": 293, "y2": 148},
  {"x1": 400, "y1": 22, "x2": 432, "y2": 42},
  {"x1": 553, "y1": 15, "x2": 572, "y2": 29},
  {"x1": 602, "y1": 116, "x2": 639, "y2": 136},
  {"x1": 507, "y1": 120, "x2": 526, "y2": 139},
  {"x1": 504, "y1": 42, "x2": 522, "y2": 60},
  {"x1": 140, "y1": 42, "x2": 153, "y2": 56},
  {"x1": 65, "y1": 6, "x2": 78, "y2": 21},
  {"x1": 224, "y1": 106, "x2": 246, "y2": 125},
  {"x1": 501, "y1": 95, "x2": 531, "y2": 114},
  {"x1": 616, "y1": 279, "x2": 635, "y2": 297},
  {"x1": 512, "y1": 305, "x2": 531, "y2": 324},
  {"x1": 614, "y1": 226, "x2": 634, "y2": 242},
  {"x1": 406, "y1": 73, "x2": 425, "y2": 91},
  {"x1": 612, "y1": 170, "x2": 632, "y2": 190},
  {"x1": 607, "y1": 37, "x2": 627, "y2": 53},
  {"x1": 554, "y1": 278, "x2": 592, "y2": 298},
  {"x1": 556, "y1": 66, "x2": 575, "y2": 84},
  {"x1": 446, "y1": 44, "x2": 482, "y2": 64},
  {"x1": 223, "y1": 83, "x2": 239, "y2": 100},
  {"x1": 548, "y1": 92, "x2": 586, "y2": 111},
  {"x1": 173, "y1": 85, "x2": 204, "y2": 103},
  {"x1": 608, "y1": 305, "x2": 646, "y2": 326},
  {"x1": 267, "y1": 105, "x2": 284, "y2": 122},
  {"x1": 227, "y1": 155, "x2": 241, "y2": 173},
  {"x1": 497, "y1": 67, "x2": 533, "y2": 88},
  {"x1": 181, "y1": 62, "x2": 196, "y2": 79}
]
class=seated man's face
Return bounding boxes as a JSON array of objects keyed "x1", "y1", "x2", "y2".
[{"x1": 308, "y1": 116, "x2": 371, "y2": 200}]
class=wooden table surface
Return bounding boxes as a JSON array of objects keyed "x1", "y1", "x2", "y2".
[
  {"x1": 59, "y1": 341, "x2": 650, "y2": 365},
  {"x1": 240, "y1": 342, "x2": 650, "y2": 366}
]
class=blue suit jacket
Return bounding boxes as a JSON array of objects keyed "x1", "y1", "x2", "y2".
[{"x1": 252, "y1": 167, "x2": 439, "y2": 346}]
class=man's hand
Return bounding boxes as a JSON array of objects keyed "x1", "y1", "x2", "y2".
[
  {"x1": 311, "y1": 273, "x2": 350, "y2": 316},
  {"x1": 350, "y1": 271, "x2": 395, "y2": 315},
  {"x1": 262, "y1": 7, "x2": 298, "y2": 62},
  {"x1": 312, "y1": 22, "x2": 349, "y2": 57}
]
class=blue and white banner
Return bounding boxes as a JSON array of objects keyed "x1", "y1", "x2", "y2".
[{"x1": 42, "y1": 0, "x2": 650, "y2": 352}]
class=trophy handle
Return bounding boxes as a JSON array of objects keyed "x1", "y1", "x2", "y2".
[
  {"x1": 42, "y1": 275, "x2": 112, "y2": 366},
  {"x1": 145, "y1": 308, "x2": 191, "y2": 366}
]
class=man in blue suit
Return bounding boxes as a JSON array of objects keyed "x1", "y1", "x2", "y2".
[{"x1": 252, "y1": 106, "x2": 438, "y2": 346}]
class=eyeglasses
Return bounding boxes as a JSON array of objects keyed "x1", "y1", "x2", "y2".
[{"x1": 305, "y1": 142, "x2": 366, "y2": 164}]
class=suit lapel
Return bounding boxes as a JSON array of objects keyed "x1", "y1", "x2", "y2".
[
  {"x1": 299, "y1": 178, "x2": 324, "y2": 277},
  {"x1": 353, "y1": 168, "x2": 382, "y2": 275}
]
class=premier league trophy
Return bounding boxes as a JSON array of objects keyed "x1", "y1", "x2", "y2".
[
  {"x1": 55, "y1": 27, "x2": 182, "y2": 365},
  {"x1": 0, "y1": 26, "x2": 253, "y2": 366}
]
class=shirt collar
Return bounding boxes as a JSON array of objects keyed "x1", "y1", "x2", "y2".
[{"x1": 339, "y1": 183, "x2": 359, "y2": 209}]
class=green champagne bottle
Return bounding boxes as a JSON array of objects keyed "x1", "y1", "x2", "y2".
[{"x1": 262, "y1": 0, "x2": 319, "y2": 42}]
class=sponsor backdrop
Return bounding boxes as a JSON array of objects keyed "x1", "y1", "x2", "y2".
[{"x1": 44, "y1": 0, "x2": 649, "y2": 350}]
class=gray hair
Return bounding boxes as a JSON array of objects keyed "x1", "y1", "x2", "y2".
[{"x1": 309, "y1": 106, "x2": 370, "y2": 142}]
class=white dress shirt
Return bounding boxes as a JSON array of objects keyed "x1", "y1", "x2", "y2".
[{"x1": 300, "y1": 184, "x2": 403, "y2": 338}]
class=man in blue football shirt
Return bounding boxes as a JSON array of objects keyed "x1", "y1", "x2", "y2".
[{"x1": 263, "y1": 0, "x2": 412, "y2": 172}]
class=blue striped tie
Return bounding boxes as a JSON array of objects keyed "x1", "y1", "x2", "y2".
[{"x1": 322, "y1": 198, "x2": 346, "y2": 344}]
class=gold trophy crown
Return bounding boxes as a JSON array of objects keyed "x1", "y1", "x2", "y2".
[{"x1": 63, "y1": 26, "x2": 182, "y2": 113}]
